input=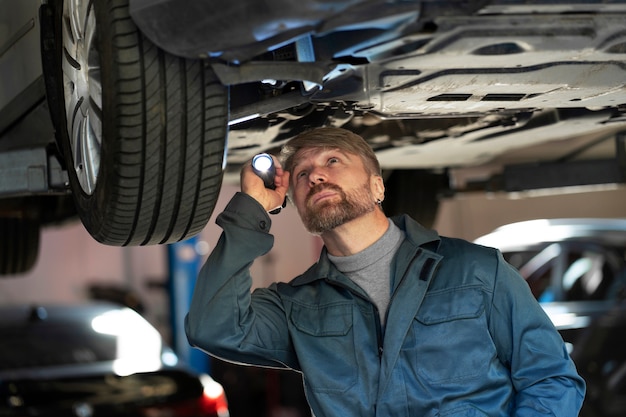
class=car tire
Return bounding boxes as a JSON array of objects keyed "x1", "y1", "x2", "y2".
[
  {"x1": 53, "y1": 0, "x2": 228, "y2": 246},
  {"x1": 382, "y1": 169, "x2": 449, "y2": 228},
  {"x1": 0, "y1": 217, "x2": 39, "y2": 276}
]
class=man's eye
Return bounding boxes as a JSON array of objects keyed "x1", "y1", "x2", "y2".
[
  {"x1": 297, "y1": 171, "x2": 308, "y2": 179},
  {"x1": 328, "y1": 157, "x2": 339, "y2": 165}
]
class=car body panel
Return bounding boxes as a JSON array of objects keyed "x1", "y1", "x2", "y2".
[
  {"x1": 0, "y1": 0, "x2": 46, "y2": 136},
  {"x1": 129, "y1": 0, "x2": 418, "y2": 60},
  {"x1": 475, "y1": 218, "x2": 626, "y2": 251}
]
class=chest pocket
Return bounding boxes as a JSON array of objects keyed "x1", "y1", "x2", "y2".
[
  {"x1": 290, "y1": 303, "x2": 357, "y2": 393},
  {"x1": 408, "y1": 286, "x2": 494, "y2": 384}
]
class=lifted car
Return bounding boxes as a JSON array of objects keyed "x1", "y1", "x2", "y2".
[{"x1": 1, "y1": 0, "x2": 625, "y2": 274}]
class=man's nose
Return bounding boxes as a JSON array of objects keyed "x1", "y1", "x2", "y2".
[{"x1": 308, "y1": 167, "x2": 327, "y2": 185}]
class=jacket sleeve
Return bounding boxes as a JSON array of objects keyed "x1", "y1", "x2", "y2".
[
  {"x1": 488, "y1": 249, "x2": 586, "y2": 416},
  {"x1": 184, "y1": 192, "x2": 299, "y2": 370}
]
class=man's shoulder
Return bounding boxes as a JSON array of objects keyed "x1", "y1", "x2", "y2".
[
  {"x1": 434, "y1": 236, "x2": 508, "y2": 290},
  {"x1": 439, "y1": 235, "x2": 497, "y2": 256}
]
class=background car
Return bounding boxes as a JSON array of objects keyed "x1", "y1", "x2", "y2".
[
  {"x1": 475, "y1": 218, "x2": 626, "y2": 417},
  {"x1": 0, "y1": 302, "x2": 229, "y2": 417},
  {"x1": 2, "y1": 0, "x2": 625, "y2": 274}
]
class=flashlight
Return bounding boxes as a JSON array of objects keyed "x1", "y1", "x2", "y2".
[
  {"x1": 251, "y1": 153, "x2": 286, "y2": 214},
  {"x1": 252, "y1": 153, "x2": 276, "y2": 189}
]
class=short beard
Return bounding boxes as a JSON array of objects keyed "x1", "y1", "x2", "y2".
[{"x1": 301, "y1": 182, "x2": 376, "y2": 235}]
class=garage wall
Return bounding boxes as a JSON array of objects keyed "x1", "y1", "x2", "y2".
[{"x1": 434, "y1": 186, "x2": 626, "y2": 241}]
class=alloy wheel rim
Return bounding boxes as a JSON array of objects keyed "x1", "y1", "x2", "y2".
[{"x1": 61, "y1": 0, "x2": 102, "y2": 195}]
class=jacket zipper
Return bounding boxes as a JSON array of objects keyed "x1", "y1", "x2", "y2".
[{"x1": 374, "y1": 309, "x2": 383, "y2": 359}]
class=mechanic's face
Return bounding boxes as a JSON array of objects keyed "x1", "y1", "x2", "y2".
[{"x1": 290, "y1": 148, "x2": 382, "y2": 235}]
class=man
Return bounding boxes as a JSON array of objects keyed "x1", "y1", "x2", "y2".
[{"x1": 185, "y1": 127, "x2": 585, "y2": 416}]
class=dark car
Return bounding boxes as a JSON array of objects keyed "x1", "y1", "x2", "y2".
[
  {"x1": 0, "y1": 302, "x2": 229, "y2": 417},
  {"x1": 475, "y1": 218, "x2": 626, "y2": 417},
  {"x1": 2, "y1": 0, "x2": 625, "y2": 274}
]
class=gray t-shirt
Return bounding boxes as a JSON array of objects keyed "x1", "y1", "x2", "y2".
[{"x1": 328, "y1": 219, "x2": 405, "y2": 325}]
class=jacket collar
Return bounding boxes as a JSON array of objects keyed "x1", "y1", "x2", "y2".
[
  {"x1": 392, "y1": 214, "x2": 441, "y2": 251},
  {"x1": 290, "y1": 215, "x2": 441, "y2": 287}
]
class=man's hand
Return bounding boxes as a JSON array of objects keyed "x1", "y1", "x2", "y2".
[{"x1": 241, "y1": 155, "x2": 290, "y2": 213}]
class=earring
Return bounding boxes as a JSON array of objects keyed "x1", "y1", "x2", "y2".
[{"x1": 376, "y1": 198, "x2": 383, "y2": 207}]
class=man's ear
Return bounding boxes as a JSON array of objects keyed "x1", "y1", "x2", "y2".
[{"x1": 371, "y1": 175, "x2": 385, "y2": 201}]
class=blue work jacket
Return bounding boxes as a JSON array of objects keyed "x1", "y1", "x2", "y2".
[{"x1": 185, "y1": 192, "x2": 586, "y2": 417}]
